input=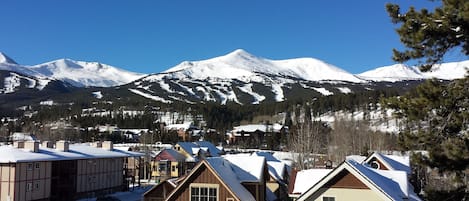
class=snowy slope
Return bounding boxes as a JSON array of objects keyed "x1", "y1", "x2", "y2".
[
  {"x1": 358, "y1": 64, "x2": 425, "y2": 82},
  {"x1": 358, "y1": 61, "x2": 468, "y2": 82},
  {"x1": 0, "y1": 52, "x2": 146, "y2": 88},
  {"x1": 421, "y1": 60, "x2": 469, "y2": 80},
  {"x1": 31, "y1": 59, "x2": 146, "y2": 87},
  {"x1": 165, "y1": 49, "x2": 364, "y2": 83},
  {"x1": 0, "y1": 52, "x2": 18, "y2": 64}
]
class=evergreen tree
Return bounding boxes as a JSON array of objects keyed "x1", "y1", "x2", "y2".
[
  {"x1": 386, "y1": 0, "x2": 469, "y2": 70},
  {"x1": 385, "y1": 1, "x2": 469, "y2": 198}
]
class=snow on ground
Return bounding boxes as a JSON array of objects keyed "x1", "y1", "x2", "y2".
[
  {"x1": 313, "y1": 87, "x2": 333, "y2": 96},
  {"x1": 315, "y1": 107, "x2": 401, "y2": 133},
  {"x1": 77, "y1": 185, "x2": 153, "y2": 201},
  {"x1": 92, "y1": 91, "x2": 103, "y2": 99},
  {"x1": 3, "y1": 73, "x2": 21, "y2": 93},
  {"x1": 158, "y1": 80, "x2": 173, "y2": 93},
  {"x1": 129, "y1": 88, "x2": 172, "y2": 103},
  {"x1": 337, "y1": 87, "x2": 352, "y2": 94},
  {"x1": 271, "y1": 83, "x2": 284, "y2": 102},
  {"x1": 237, "y1": 83, "x2": 265, "y2": 104}
]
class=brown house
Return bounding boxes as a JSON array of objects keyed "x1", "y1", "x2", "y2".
[
  {"x1": 160, "y1": 155, "x2": 269, "y2": 201},
  {"x1": 143, "y1": 176, "x2": 185, "y2": 201}
]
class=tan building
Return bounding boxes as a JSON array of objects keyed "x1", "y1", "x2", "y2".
[
  {"x1": 0, "y1": 141, "x2": 142, "y2": 201},
  {"x1": 151, "y1": 148, "x2": 187, "y2": 182}
]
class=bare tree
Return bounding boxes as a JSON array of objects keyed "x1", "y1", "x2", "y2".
[{"x1": 289, "y1": 115, "x2": 330, "y2": 170}]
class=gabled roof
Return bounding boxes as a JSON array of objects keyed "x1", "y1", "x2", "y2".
[
  {"x1": 288, "y1": 168, "x2": 332, "y2": 196},
  {"x1": 364, "y1": 152, "x2": 411, "y2": 174},
  {"x1": 155, "y1": 148, "x2": 186, "y2": 162},
  {"x1": 297, "y1": 159, "x2": 421, "y2": 201},
  {"x1": 176, "y1": 141, "x2": 222, "y2": 157},
  {"x1": 223, "y1": 155, "x2": 266, "y2": 182},
  {"x1": 194, "y1": 141, "x2": 222, "y2": 156},
  {"x1": 166, "y1": 157, "x2": 256, "y2": 201}
]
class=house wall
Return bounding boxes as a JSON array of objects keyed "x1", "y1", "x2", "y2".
[
  {"x1": 170, "y1": 165, "x2": 237, "y2": 201},
  {"x1": 0, "y1": 162, "x2": 51, "y2": 201},
  {"x1": 304, "y1": 188, "x2": 386, "y2": 201},
  {"x1": 75, "y1": 158, "x2": 124, "y2": 199},
  {"x1": 143, "y1": 182, "x2": 175, "y2": 201}
]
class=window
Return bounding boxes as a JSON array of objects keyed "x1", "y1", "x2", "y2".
[
  {"x1": 34, "y1": 181, "x2": 40, "y2": 190},
  {"x1": 26, "y1": 182, "x2": 33, "y2": 192},
  {"x1": 190, "y1": 185, "x2": 218, "y2": 201},
  {"x1": 172, "y1": 165, "x2": 176, "y2": 172},
  {"x1": 323, "y1": 196, "x2": 335, "y2": 201},
  {"x1": 27, "y1": 163, "x2": 33, "y2": 171},
  {"x1": 35, "y1": 163, "x2": 40, "y2": 169}
]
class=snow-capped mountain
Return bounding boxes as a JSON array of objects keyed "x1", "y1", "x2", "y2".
[
  {"x1": 164, "y1": 49, "x2": 364, "y2": 83},
  {"x1": 0, "y1": 52, "x2": 146, "y2": 88},
  {"x1": 2, "y1": 49, "x2": 467, "y2": 106},
  {"x1": 31, "y1": 59, "x2": 146, "y2": 87},
  {"x1": 0, "y1": 52, "x2": 18, "y2": 64},
  {"x1": 358, "y1": 61, "x2": 468, "y2": 82},
  {"x1": 357, "y1": 64, "x2": 425, "y2": 82},
  {"x1": 128, "y1": 50, "x2": 395, "y2": 105}
]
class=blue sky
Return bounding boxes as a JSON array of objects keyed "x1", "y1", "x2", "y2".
[{"x1": 1, "y1": 0, "x2": 457, "y2": 74}]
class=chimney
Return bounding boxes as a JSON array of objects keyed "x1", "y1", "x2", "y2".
[
  {"x1": 92, "y1": 141, "x2": 102, "y2": 148},
  {"x1": 14, "y1": 141, "x2": 25, "y2": 148},
  {"x1": 56, "y1": 140, "x2": 69, "y2": 152},
  {"x1": 24, "y1": 141, "x2": 39, "y2": 152},
  {"x1": 42, "y1": 141, "x2": 54, "y2": 148},
  {"x1": 102, "y1": 141, "x2": 113, "y2": 151}
]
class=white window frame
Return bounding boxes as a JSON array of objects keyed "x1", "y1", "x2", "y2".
[
  {"x1": 189, "y1": 183, "x2": 219, "y2": 201},
  {"x1": 26, "y1": 182, "x2": 33, "y2": 192}
]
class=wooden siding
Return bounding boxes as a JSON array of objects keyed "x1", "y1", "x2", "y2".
[
  {"x1": 170, "y1": 165, "x2": 237, "y2": 201},
  {"x1": 144, "y1": 181, "x2": 175, "y2": 201},
  {"x1": 325, "y1": 170, "x2": 369, "y2": 189},
  {"x1": 368, "y1": 158, "x2": 389, "y2": 170},
  {"x1": 0, "y1": 162, "x2": 52, "y2": 201}
]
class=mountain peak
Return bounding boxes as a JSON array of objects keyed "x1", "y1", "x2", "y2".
[
  {"x1": 0, "y1": 52, "x2": 18, "y2": 64},
  {"x1": 223, "y1": 49, "x2": 257, "y2": 60}
]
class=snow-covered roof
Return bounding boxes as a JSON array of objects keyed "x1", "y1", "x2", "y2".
[
  {"x1": 365, "y1": 152, "x2": 411, "y2": 174},
  {"x1": 165, "y1": 122, "x2": 193, "y2": 130},
  {"x1": 177, "y1": 141, "x2": 222, "y2": 157},
  {"x1": 297, "y1": 159, "x2": 421, "y2": 201},
  {"x1": 205, "y1": 158, "x2": 256, "y2": 201},
  {"x1": 194, "y1": 141, "x2": 222, "y2": 156},
  {"x1": 155, "y1": 149, "x2": 186, "y2": 162},
  {"x1": 232, "y1": 123, "x2": 284, "y2": 133},
  {"x1": 9, "y1": 132, "x2": 37, "y2": 141},
  {"x1": 291, "y1": 168, "x2": 332, "y2": 195},
  {"x1": 346, "y1": 155, "x2": 367, "y2": 163},
  {"x1": 348, "y1": 160, "x2": 420, "y2": 201},
  {"x1": 267, "y1": 161, "x2": 286, "y2": 182},
  {"x1": 223, "y1": 155, "x2": 266, "y2": 182},
  {"x1": 0, "y1": 143, "x2": 143, "y2": 163}
]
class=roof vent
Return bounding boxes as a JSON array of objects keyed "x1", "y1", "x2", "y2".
[
  {"x1": 24, "y1": 141, "x2": 39, "y2": 152},
  {"x1": 13, "y1": 141, "x2": 25, "y2": 148},
  {"x1": 42, "y1": 141, "x2": 54, "y2": 148},
  {"x1": 56, "y1": 140, "x2": 69, "y2": 152},
  {"x1": 102, "y1": 141, "x2": 113, "y2": 151},
  {"x1": 92, "y1": 141, "x2": 102, "y2": 148}
]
